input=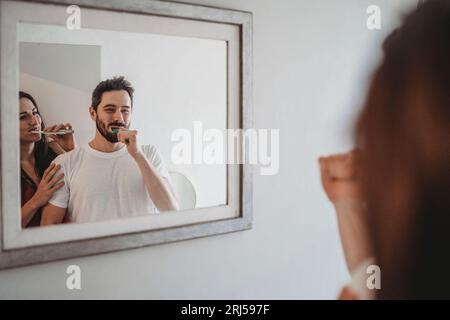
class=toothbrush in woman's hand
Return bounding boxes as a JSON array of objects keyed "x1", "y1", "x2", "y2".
[{"x1": 31, "y1": 129, "x2": 75, "y2": 135}]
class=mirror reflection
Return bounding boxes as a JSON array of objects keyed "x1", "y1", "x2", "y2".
[{"x1": 18, "y1": 22, "x2": 228, "y2": 228}]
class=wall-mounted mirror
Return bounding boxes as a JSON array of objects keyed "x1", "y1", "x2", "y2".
[{"x1": 0, "y1": 0, "x2": 252, "y2": 269}]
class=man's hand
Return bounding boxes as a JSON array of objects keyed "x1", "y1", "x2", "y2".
[
  {"x1": 117, "y1": 128, "x2": 141, "y2": 158},
  {"x1": 319, "y1": 150, "x2": 362, "y2": 204}
]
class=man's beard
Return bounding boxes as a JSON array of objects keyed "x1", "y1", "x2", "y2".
[{"x1": 96, "y1": 118, "x2": 129, "y2": 143}]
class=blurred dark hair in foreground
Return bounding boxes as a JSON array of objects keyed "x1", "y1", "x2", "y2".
[{"x1": 355, "y1": 0, "x2": 450, "y2": 299}]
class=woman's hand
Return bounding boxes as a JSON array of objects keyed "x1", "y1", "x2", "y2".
[
  {"x1": 338, "y1": 286, "x2": 359, "y2": 300},
  {"x1": 44, "y1": 123, "x2": 76, "y2": 151},
  {"x1": 30, "y1": 163, "x2": 65, "y2": 208},
  {"x1": 319, "y1": 149, "x2": 363, "y2": 206}
]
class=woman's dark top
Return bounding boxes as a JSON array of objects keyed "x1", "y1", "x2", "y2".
[{"x1": 21, "y1": 148, "x2": 58, "y2": 228}]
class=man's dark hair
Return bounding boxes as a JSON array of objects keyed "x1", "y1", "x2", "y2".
[{"x1": 91, "y1": 76, "x2": 134, "y2": 111}]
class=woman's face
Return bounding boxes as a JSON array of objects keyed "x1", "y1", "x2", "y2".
[{"x1": 19, "y1": 97, "x2": 42, "y2": 143}]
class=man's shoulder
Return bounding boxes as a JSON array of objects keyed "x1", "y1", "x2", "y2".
[{"x1": 53, "y1": 146, "x2": 85, "y2": 165}]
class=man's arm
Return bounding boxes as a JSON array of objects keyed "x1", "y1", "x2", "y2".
[
  {"x1": 132, "y1": 153, "x2": 179, "y2": 212},
  {"x1": 40, "y1": 203, "x2": 67, "y2": 225},
  {"x1": 117, "y1": 129, "x2": 179, "y2": 212}
]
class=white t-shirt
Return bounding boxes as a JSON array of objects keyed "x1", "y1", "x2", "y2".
[{"x1": 49, "y1": 144, "x2": 170, "y2": 223}]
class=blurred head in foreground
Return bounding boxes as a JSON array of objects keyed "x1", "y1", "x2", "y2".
[{"x1": 356, "y1": 0, "x2": 450, "y2": 299}]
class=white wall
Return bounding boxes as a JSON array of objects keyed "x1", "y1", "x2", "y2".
[
  {"x1": 19, "y1": 42, "x2": 101, "y2": 93},
  {"x1": 0, "y1": 0, "x2": 416, "y2": 299},
  {"x1": 19, "y1": 43, "x2": 100, "y2": 144}
]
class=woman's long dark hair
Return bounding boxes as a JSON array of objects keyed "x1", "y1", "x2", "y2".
[
  {"x1": 355, "y1": 0, "x2": 450, "y2": 299},
  {"x1": 19, "y1": 91, "x2": 56, "y2": 179}
]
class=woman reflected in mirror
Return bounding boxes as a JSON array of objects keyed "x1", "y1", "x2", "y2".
[{"x1": 19, "y1": 91, "x2": 76, "y2": 228}]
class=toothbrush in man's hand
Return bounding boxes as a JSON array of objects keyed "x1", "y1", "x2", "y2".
[{"x1": 111, "y1": 127, "x2": 130, "y2": 143}]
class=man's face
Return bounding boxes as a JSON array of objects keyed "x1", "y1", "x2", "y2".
[{"x1": 92, "y1": 90, "x2": 132, "y2": 143}]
